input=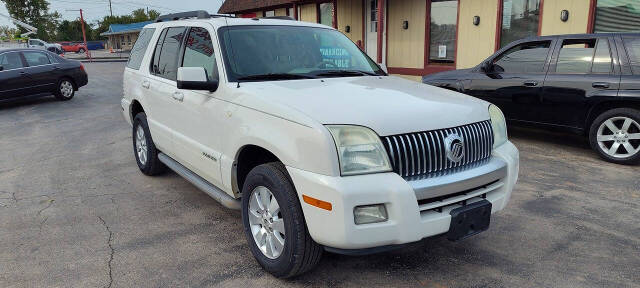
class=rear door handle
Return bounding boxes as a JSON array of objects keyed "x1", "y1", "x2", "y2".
[
  {"x1": 592, "y1": 82, "x2": 610, "y2": 89},
  {"x1": 523, "y1": 80, "x2": 538, "y2": 87},
  {"x1": 172, "y1": 91, "x2": 184, "y2": 102},
  {"x1": 142, "y1": 80, "x2": 150, "y2": 89}
]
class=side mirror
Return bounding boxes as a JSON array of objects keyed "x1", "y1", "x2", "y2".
[
  {"x1": 378, "y1": 63, "x2": 388, "y2": 74},
  {"x1": 177, "y1": 67, "x2": 219, "y2": 92},
  {"x1": 481, "y1": 62, "x2": 492, "y2": 72}
]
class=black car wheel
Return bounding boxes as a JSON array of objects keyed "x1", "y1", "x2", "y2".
[
  {"x1": 53, "y1": 78, "x2": 75, "y2": 101},
  {"x1": 589, "y1": 108, "x2": 640, "y2": 165},
  {"x1": 132, "y1": 113, "x2": 166, "y2": 175},
  {"x1": 241, "y1": 162, "x2": 322, "y2": 278}
]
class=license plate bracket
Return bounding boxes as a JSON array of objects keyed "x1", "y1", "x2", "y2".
[{"x1": 447, "y1": 200, "x2": 492, "y2": 241}]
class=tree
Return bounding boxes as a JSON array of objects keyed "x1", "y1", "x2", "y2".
[
  {"x1": 56, "y1": 19, "x2": 95, "y2": 41},
  {"x1": 0, "y1": 0, "x2": 60, "y2": 41},
  {"x1": 0, "y1": 25, "x2": 18, "y2": 39},
  {"x1": 94, "y1": 9, "x2": 160, "y2": 40}
]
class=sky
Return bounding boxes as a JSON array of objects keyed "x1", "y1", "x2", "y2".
[{"x1": 1, "y1": 0, "x2": 224, "y2": 27}]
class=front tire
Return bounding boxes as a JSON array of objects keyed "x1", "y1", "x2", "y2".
[
  {"x1": 132, "y1": 113, "x2": 166, "y2": 175},
  {"x1": 241, "y1": 163, "x2": 322, "y2": 278},
  {"x1": 53, "y1": 79, "x2": 75, "y2": 101},
  {"x1": 589, "y1": 108, "x2": 640, "y2": 165}
]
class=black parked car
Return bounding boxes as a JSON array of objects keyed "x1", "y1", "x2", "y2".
[
  {"x1": 423, "y1": 33, "x2": 640, "y2": 165},
  {"x1": 0, "y1": 48, "x2": 88, "y2": 102}
]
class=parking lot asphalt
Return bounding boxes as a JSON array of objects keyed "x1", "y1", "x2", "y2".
[{"x1": 0, "y1": 62, "x2": 638, "y2": 288}]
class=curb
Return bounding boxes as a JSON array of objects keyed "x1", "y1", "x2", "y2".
[{"x1": 78, "y1": 58, "x2": 129, "y2": 63}]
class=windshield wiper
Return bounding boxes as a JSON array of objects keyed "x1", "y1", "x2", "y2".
[
  {"x1": 237, "y1": 73, "x2": 316, "y2": 81},
  {"x1": 313, "y1": 70, "x2": 377, "y2": 77}
]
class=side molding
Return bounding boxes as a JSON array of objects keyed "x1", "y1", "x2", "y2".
[{"x1": 158, "y1": 153, "x2": 241, "y2": 210}]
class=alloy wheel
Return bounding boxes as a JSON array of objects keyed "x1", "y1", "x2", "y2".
[
  {"x1": 248, "y1": 186, "x2": 286, "y2": 259},
  {"x1": 135, "y1": 125, "x2": 148, "y2": 165},
  {"x1": 597, "y1": 116, "x2": 640, "y2": 158}
]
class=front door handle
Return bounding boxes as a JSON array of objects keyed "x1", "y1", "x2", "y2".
[
  {"x1": 172, "y1": 91, "x2": 184, "y2": 102},
  {"x1": 142, "y1": 80, "x2": 150, "y2": 89},
  {"x1": 523, "y1": 80, "x2": 539, "y2": 87},
  {"x1": 592, "y1": 82, "x2": 610, "y2": 89}
]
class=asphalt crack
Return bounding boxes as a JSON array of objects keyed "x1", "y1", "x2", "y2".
[
  {"x1": 37, "y1": 199, "x2": 54, "y2": 216},
  {"x1": 98, "y1": 216, "x2": 114, "y2": 288}
]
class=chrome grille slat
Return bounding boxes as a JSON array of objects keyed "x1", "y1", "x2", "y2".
[{"x1": 382, "y1": 121, "x2": 493, "y2": 178}]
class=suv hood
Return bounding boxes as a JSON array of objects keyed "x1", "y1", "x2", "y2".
[{"x1": 238, "y1": 76, "x2": 490, "y2": 136}]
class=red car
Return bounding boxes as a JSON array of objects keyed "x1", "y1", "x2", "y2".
[{"x1": 59, "y1": 42, "x2": 87, "y2": 53}]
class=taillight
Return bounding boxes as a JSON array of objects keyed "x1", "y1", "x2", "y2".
[{"x1": 80, "y1": 63, "x2": 85, "y2": 72}]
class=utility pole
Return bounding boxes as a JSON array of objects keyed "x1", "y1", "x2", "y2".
[
  {"x1": 66, "y1": 9, "x2": 92, "y2": 62},
  {"x1": 109, "y1": 0, "x2": 113, "y2": 17}
]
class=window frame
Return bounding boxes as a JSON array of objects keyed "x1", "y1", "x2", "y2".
[
  {"x1": 619, "y1": 35, "x2": 640, "y2": 76},
  {"x1": 548, "y1": 37, "x2": 615, "y2": 75},
  {"x1": 149, "y1": 26, "x2": 187, "y2": 82},
  {"x1": 487, "y1": 39, "x2": 554, "y2": 75},
  {"x1": 316, "y1": 1, "x2": 336, "y2": 28},
  {"x1": 179, "y1": 26, "x2": 220, "y2": 82},
  {"x1": 21, "y1": 51, "x2": 52, "y2": 67},
  {"x1": 426, "y1": 0, "x2": 460, "y2": 66},
  {"x1": 548, "y1": 36, "x2": 620, "y2": 76},
  {"x1": 0, "y1": 51, "x2": 27, "y2": 72},
  {"x1": 495, "y1": 0, "x2": 543, "y2": 51}
]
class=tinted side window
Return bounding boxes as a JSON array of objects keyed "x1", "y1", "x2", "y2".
[
  {"x1": 182, "y1": 27, "x2": 218, "y2": 81},
  {"x1": 493, "y1": 41, "x2": 551, "y2": 73},
  {"x1": 623, "y1": 37, "x2": 640, "y2": 75},
  {"x1": 152, "y1": 27, "x2": 185, "y2": 81},
  {"x1": 151, "y1": 29, "x2": 168, "y2": 75},
  {"x1": 556, "y1": 39, "x2": 597, "y2": 74},
  {"x1": 127, "y1": 28, "x2": 156, "y2": 70},
  {"x1": 592, "y1": 39, "x2": 612, "y2": 74},
  {"x1": 23, "y1": 51, "x2": 51, "y2": 66},
  {"x1": 0, "y1": 52, "x2": 24, "y2": 70}
]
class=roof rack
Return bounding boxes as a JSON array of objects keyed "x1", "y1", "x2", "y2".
[
  {"x1": 261, "y1": 16, "x2": 296, "y2": 21},
  {"x1": 155, "y1": 10, "x2": 235, "y2": 22}
]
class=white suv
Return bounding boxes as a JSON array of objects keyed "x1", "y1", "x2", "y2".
[{"x1": 121, "y1": 11, "x2": 519, "y2": 278}]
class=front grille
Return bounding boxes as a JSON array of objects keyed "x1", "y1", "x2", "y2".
[{"x1": 381, "y1": 121, "x2": 494, "y2": 178}]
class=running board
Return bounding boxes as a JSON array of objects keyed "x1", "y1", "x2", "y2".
[{"x1": 158, "y1": 153, "x2": 241, "y2": 210}]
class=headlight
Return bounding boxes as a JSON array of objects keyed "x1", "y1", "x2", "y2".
[
  {"x1": 326, "y1": 125, "x2": 392, "y2": 176},
  {"x1": 489, "y1": 104, "x2": 508, "y2": 148}
]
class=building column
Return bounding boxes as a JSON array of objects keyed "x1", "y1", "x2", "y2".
[
  {"x1": 293, "y1": 3, "x2": 298, "y2": 20},
  {"x1": 376, "y1": 0, "x2": 385, "y2": 63},
  {"x1": 333, "y1": 0, "x2": 338, "y2": 28}
]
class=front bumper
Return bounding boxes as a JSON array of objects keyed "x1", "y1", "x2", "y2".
[{"x1": 287, "y1": 141, "x2": 519, "y2": 250}]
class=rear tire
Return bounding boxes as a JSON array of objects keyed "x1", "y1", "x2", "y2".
[
  {"x1": 132, "y1": 113, "x2": 166, "y2": 175},
  {"x1": 241, "y1": 162, "x2": 323, "y2": 278},
  {"x1": 53, "y1": 78, "x2": 75, "y2": 101},
  {"x1": 589, "y1": 108, "x2": 640, "y2": 165}
]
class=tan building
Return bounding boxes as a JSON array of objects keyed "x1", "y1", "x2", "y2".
[
  {"x1": 100, "y1": 21, "x2": 153, "y2": 51},
  {"x1": 219, "y1": 0, "x2": 640, "y2": 80}
]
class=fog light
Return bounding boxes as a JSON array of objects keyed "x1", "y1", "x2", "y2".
[{"x1": 354, "y1": 204, "x2": 388, "y2": 225}]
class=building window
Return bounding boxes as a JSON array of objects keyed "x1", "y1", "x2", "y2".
[
  {"x1": 288, "y1": 7, "x2": 294, "y2": 18},
  {"x1": 264, "y1": 10, "x2": 275, "y2": 17},
  {"x1": 500, "y1": 0, "x2": 541, "y2": 48},
  {"x1": 370, "y1": 0, "x2": 378, "y2": 32},
  {"x1": 319, "y1": 2, "x2": 334, "y2": 27},
  {"x1": 429, "y1": 0, "x2": 458, "y2": 64},
  {"x1": 594, "y1": 0, "x2": 640, "y2": 33}
]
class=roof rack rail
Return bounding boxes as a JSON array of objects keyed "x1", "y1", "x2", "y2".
[
  {"x1": 261, "y1": 16, "x2": 296, "y2": 21},
  {"x1": 155, "y1": 10, "x2": 235, "y2": 22}
]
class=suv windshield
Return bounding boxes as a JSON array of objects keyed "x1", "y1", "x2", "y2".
[{"x1": 219, "y1": 25, "x2": 385, "y2": 82}]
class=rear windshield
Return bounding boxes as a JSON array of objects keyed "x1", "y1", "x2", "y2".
[
  {"x1": 218, "y1": 25, "x2": 384, "y2": 81},
  {"x1": 127, "y1": 28, "x2": 156, "y2": 70}
]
